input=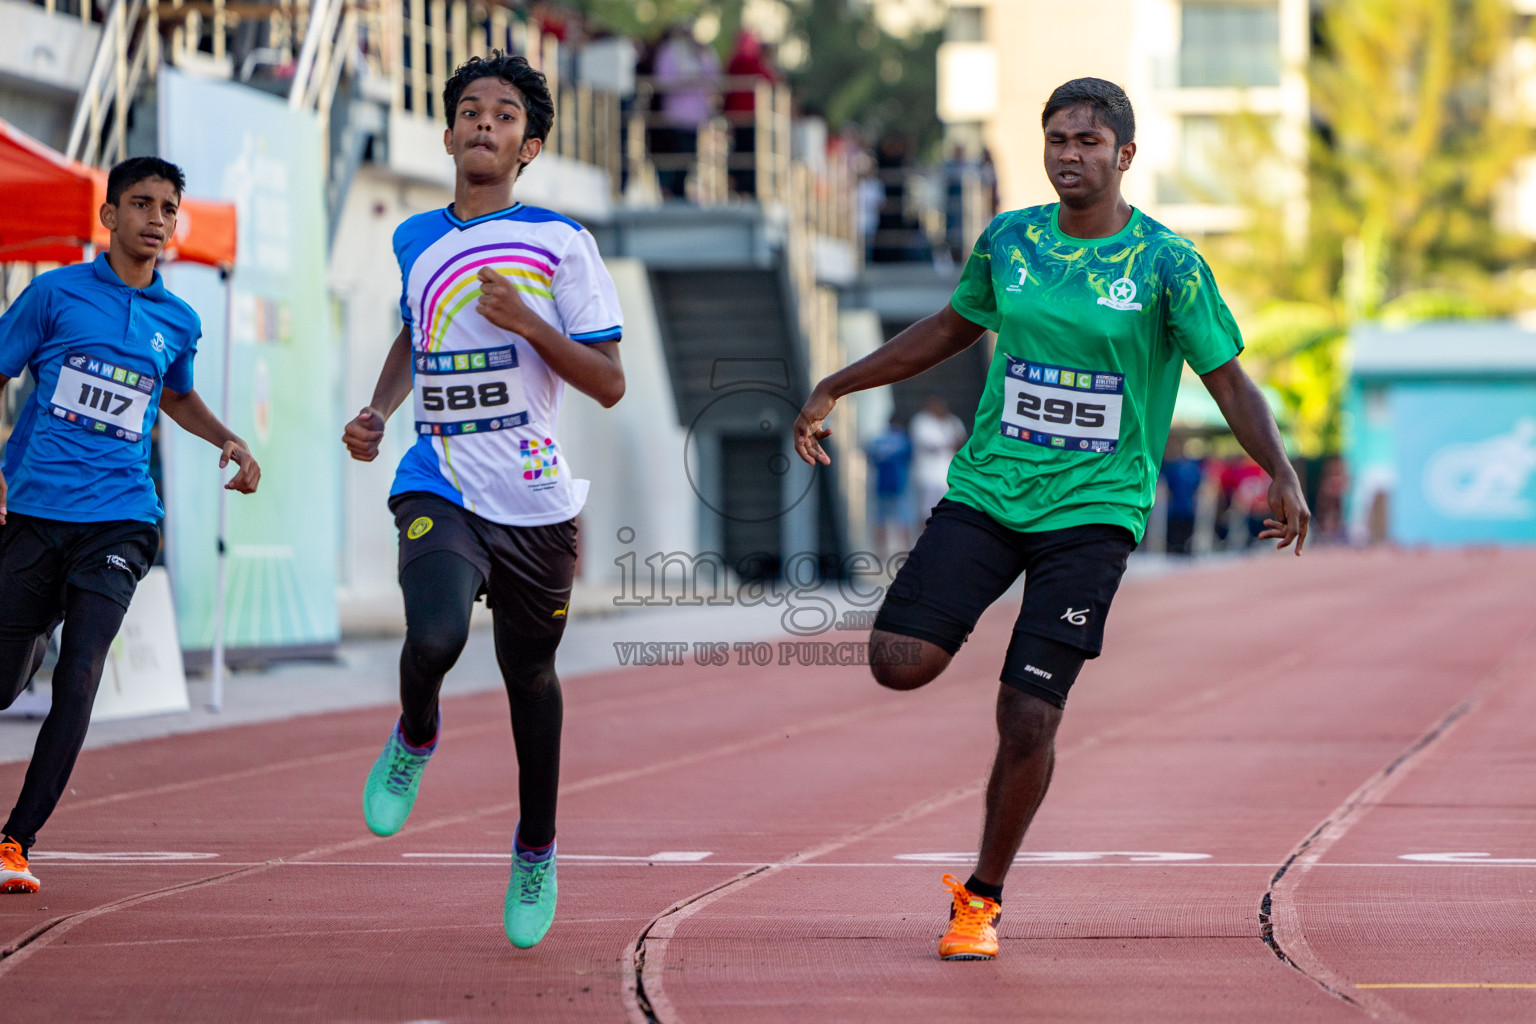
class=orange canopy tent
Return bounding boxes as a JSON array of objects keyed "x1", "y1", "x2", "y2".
[{"x1": 0, "y1": 118, "x2": 236, "y2": 267}]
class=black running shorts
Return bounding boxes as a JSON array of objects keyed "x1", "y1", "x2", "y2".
[
  {"x1": 0, "y1": 514, "x2": 158, "y2": 641},
  {"x1": 389, "y1": 492, "x2": 578, "y2": 640},
  {"x1": 873, "y1": 498, "x2": 1134, "y2": 688}
]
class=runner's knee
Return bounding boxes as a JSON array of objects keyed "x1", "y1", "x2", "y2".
[
  {"x1": 0, "y1": 637, "x2": 48, "y2": 710},
  {"x1": 869, "y1": 631, "x2": 950, "y2": 690},
  {"x1": 995, "y1": 685, "x2": 1063, "y2": 754},
  {"x1": 400, "y1": 551, "x2": 481, "y2": 676},
  {"x1": 494, "y1": 627, "x2": 561, "y2": 701}
]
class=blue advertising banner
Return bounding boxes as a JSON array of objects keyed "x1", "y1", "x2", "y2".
[
  {"x1": 158, "y1": 69, "x2": 339, "y2": 651},
  {"x1": 1390, "y1": 383, "x2": 1536, "y2": 545}
]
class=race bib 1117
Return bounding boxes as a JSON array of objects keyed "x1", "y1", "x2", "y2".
[
  {"x1": 48, "y1": 352, "x2": 157, "y2": 442},
  {"x1": 998, "y1": 355, "x2": 1124, "y2": 454},
  {"x1": 413, "y1": 344, "x2": 529, "y2": 437}
]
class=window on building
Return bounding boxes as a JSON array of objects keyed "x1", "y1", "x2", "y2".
[
  {"x1": 945, "y1": 5, "x2": 986, "y2": 44},
  {"x1": 1157, "y1": 113, "x2": 1283, "y2": 206},
  {"x1": 1180, "y1": 2, "x2": 1280, "y2": 88},
  {"x1": 1158, "y1": 115, "x2": 1232, "y2": 204}
]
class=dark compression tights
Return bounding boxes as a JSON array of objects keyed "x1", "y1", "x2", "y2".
[
  {"x1": 398, "y1": 551, "x2": 563, "y2": 849},
  {"x1": 1, "y1": 589, "x2": 128, "y2": 850}
]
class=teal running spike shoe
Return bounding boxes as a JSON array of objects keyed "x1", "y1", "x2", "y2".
[
  {"x1": 504, "y1": 839, "x2": 558, "y2": 948},
  {"x1": 362, "y1": 722, "x2": 434, "y2": 837}
]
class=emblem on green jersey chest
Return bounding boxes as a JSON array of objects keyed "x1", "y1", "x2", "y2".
[{"x1": 1097, "y1": 277, "x2": 1142, "y2": 312}]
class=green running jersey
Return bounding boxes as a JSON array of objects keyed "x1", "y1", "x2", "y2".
[{"x1": 946, "y1": 204, "x2": 1243, "y2": 542}]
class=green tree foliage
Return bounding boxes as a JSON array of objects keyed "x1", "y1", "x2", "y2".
[
  {"x1": 1208, "y1": 0, "x2": 1535, "y2": 455},
  {"x1": 784, "y1": 0, "x2": 942, "y2": 157}
]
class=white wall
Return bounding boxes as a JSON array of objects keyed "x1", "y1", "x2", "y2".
[
  {"x1": 556, "y1": 257, "x2": 697, "y2": 588},
  {"x1": 328, "y1": 167, "x2": 455, "y2": 631}
]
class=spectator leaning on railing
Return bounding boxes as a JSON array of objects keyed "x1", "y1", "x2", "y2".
[
  {"x1": 723, "y1": 30, "x2": 778, "y2": 197},
  {"x1": 651, "y1": 24, "x2": 721, "y2": 199}
]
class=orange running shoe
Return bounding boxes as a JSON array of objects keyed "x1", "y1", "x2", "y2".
[
  {"x1": 0, "y1": 839, "x2": 38, "y2": 894},
  {"x1": 938, "y1": 874, "x2": 1000, "y2": 960}
]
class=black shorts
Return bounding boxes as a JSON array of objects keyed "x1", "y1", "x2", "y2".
[
  {"x1": 873, "y1": 499, "x2": 1134, "y2": 699},
  {"x1": 389, "y1": 492, "x2": 578, "y2": 640},
  {"x1": 0, "y1": 514, "x2": 158, "y2": 641}
]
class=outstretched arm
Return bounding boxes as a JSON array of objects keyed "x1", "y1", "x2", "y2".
[
  {"x1": 342, "y1": 324, "x2": 413, "y2": 463},
  {"x1": 794, "y1": 305, "x2": 986, "y2": 465},
  {"x1": 158, "y1": 387, "x2": 261, "y2": 493},
  {"x1": 1200, "y1": 356, "x2": 1309, "y2": 554}
]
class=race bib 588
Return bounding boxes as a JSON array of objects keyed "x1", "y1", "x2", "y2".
[
  {"x1": 998, "y1": 355, "x2": 1124, "y2": 454},
  {"x1": 48, "y1": 352, "x2": 156, "y2": 442},
  {"x1": 413, "y1": 344, "x2": 529, "y2": 437}
]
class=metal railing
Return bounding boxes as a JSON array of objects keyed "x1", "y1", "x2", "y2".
[
  {"x1": 629, "y1": 75, "x2": 858, "y2": 244},
  {"x1": 53, "y1": 0, "x2": 623, "y2": 185}
]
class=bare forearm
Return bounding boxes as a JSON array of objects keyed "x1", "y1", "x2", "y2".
[
  {"x1": 519, "y1": 325, "x2": 624, "y2": 408},
  {"x1": 1203, "y1": 360, "x2": 1295, "y2": 481},
  {"x1": 820, "y1": 306, "x2": 984, "y2": 399},
  {"x1": 369, "y1": 326, "x2": 415, "y2": 418},
  {"x1": 159, "y1": 389, "x2": 244, "y2": 449}
]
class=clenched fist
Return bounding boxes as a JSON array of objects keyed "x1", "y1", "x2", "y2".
[
  {"x1": 343, "y1": 406, "x2": 386, "y2": 462},
  {"x1": 476, "y1": 266, "x2": 538, "y2": 335}
]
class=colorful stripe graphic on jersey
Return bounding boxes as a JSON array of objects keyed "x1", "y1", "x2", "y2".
[
  {"x1": 419, "y1": 243, "x2": 560, "y2": 351},
  {"x1": 390, "y1": 204, "x2": 623, "y2": 526}
]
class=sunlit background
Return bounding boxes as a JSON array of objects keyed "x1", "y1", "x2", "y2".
[{"x1": 1, "y1": 0, "x2": 1533, "y2": 666}]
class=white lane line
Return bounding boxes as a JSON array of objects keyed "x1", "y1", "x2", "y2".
[
  {"x1": 400, "y1": 850, "x2": 714, "y2": 862},
  {"x1": 28, "y1": 851, "x2": 220, "y2": 862},
  {"x1": 1400, "y1": 852, "x2": 1536, "y2": 864},
  {"x1": 896, "y1": 851, "x2": 1212, "y2": 864},
  {"x1": 30, "y1": 854, "x2": 1536, "y2": 869}
]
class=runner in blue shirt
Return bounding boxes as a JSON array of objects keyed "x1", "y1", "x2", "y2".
[{"x1": 0, "y1": 157, "x2": 260, "y2": 895}]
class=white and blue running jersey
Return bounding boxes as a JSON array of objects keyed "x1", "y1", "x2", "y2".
[{"x1": 389, "y1": 202, "x2": 623, "y2": 526}]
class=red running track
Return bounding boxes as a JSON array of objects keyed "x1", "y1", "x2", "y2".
[{"x1": 1, "y1": 549, "x2": 1533, "y2": 1023}]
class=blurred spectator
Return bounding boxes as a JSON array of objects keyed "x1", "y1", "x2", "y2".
[
  {"x1": 724, "y1": 30, "x2": 777, "y2": 197},
  {"x1": 872, "y1": 134, "x2": 930, "y2": 262},
  {"x1": 942, "y1": 143, "x2": 976, "y2": 265},
  {"x1": 1160, "y1": 437, "x2": 1206, "y2": 555},
  {"x1": 866, "y1": 415, "x2": 914, "y2": 559},
  {"x1": 1315, "y1": 456, "x2": 1347, "y2": 543},
  {"x1": 979, "y1": 146, "x2": 1000, "y2": 216},
  {"x1": 652, "y1": 24, "x2": 720, "y2": 199},
  {"x1": 1220, "y1": 456, "x2": 1271, "y2": 548},
  {"x1": 858, "y1": 173, "x2": 884, "y2": 258},
  {"x1": 909, "y1": 393, "x2": 967, "y2": 520}
]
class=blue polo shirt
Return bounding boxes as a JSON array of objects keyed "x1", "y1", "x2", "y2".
[{"x1": 0, "y1": 253, "x2": 200, "y2": 523}]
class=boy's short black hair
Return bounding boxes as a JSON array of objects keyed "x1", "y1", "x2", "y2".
[
  {"x1": 441, "y1": 51, "x2": 555, "y2": 147},
  {"x1": 1042, "y1": 78, "x2": 1136, "y2": 147},
  {"x1": 106, "y1": 157, "x2": 186, "y2": 205}
]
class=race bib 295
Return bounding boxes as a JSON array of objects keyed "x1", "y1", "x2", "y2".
[
  {"x1": 413, "y1": 344, "x2": 529, "y2": 437},
  {"x1": 48, "y1": 352, "x2": 156, "y2": 442},
  {"x1": 998, "y1": 355, "x2": 1124, "y2": 454}
]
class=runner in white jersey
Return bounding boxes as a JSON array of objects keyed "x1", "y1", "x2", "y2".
[{"x1": 342, "y1": 52, "x2": 625, "y2": 950}]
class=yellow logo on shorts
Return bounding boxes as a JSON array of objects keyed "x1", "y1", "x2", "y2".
[
  {"x1": 552, "y1": 602, "x2": 568, "y2": 618},
  {"x1": 407, "y1": 516, "x2": 434, "y2": 540}
]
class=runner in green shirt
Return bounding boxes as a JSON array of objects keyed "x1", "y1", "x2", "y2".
[{"x1": 794, "y1": 78, "x2": 1308, "y2": 962}]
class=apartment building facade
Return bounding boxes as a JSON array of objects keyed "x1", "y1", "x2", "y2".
[{"x1": 937, "y1": 0, "x2": 1308, "y2": 241}]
